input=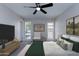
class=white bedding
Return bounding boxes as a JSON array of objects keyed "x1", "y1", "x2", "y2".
[
  {"x1": 43, "y1": 41, "x2": 78, "y2": 56},
  {"x1": 18, "y1": 41, "x2": 79, "y2": 56}
]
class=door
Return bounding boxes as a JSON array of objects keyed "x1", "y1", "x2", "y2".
[
  {"x1": 25, "y1": 22, "x2": 32, "y2": 41},
  {"x1": 47, "y1": 22, "x2": 54, "y2": 40}
]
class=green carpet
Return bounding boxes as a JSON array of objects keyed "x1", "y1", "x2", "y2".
[{"x1": 25, "y1": 40, "x2": 45, "y2": 56}]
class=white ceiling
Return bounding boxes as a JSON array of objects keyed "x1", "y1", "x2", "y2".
[{"x1": 4, "y1": 3, "x2": 73, "y2": 20}]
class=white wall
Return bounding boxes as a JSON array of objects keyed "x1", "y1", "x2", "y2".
[
  {"x1": 55, "y1": 4, "x2": 79, "y2": 39},
  {"x1": 0, "y1": 4, "x2": 23, "y2": 41},
  {"x1": 24, "y1": 18, "x2": 54, "y2": 41},
  {"x1": 0, "y1": 4, "x2": 56, "y2": 42}
]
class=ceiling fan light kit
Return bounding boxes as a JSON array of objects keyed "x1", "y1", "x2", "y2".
[
  {"x1": 36, "y1": 7, "x2": 40, "y2": 11},
  {"x1": 24, "y1": 3, "x2": 53, "y2": 15}
]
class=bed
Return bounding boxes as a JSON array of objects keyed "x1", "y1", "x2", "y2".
[
  {"x1": 18, "y1": 41, "x2": 79, "y2": 56},
  {"x1": 43, "y1": 41, "x2": 77, "y2": 56},
  {"x1": 61, "y1": 35, "x2": 79, "y2": 52}
]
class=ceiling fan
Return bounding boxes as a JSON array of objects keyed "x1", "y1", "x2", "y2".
[{"x1": 24, "y1": 3, "x2": 53, "y2": 15}]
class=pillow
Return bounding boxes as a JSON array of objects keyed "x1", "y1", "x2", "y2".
[
  {"x1": 63, "y1": 40, "x2": 73, "y2": 51},
  {"x1": 64, "y1": 40, "x2": 70, "y2": 44},
  {"x1": 70, "y1": 36, "x2": 79, "y2": 42},
  {"x1": 59, "y1": 37, "x2": 63, "y2": 41},
  {"x1": 57, "y1": 37, "x2": 64, "y2": 45},
  {"x1": 57, "y1": 37, "x2": 62, "y2": 42},
  {"x1": 62, "y1": 34, "x2": 70, "y2": 39}
]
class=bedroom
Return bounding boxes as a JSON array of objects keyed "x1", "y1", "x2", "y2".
[{"x1": 0, "y1": 3, "x2": 79, "y2": 56}]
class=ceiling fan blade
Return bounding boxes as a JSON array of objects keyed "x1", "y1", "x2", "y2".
[
  {"x1": 24, "y1": 6, "x2": 36, "y2": 8},
  {"x1": 33, "y1": 10, "x2": 37, "y2": 14},
  {"x1": 40, "y1": 9, "x2": 47, "y2": 14},
  {"x1": 35, "y1": 3, "x2": 40, "y2": 7},
  {"x1": 40, "y1": 3, "x2": 53, "y2": 8}
]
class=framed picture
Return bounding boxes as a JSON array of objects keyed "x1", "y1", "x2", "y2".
[
  {"x1": 34, "y1": 24, "x2": 45, "y2": 32},
  {"x1": 66, "y1": 17, "x2": 74, "y2": 35},
  {"x1": 74, "y1": 16, "x2": 79, "y2": 35},
  {"x1": 66, "y1": 15, "x2": 79, "y2": 36}
]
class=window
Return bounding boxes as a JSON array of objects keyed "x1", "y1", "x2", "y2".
[
  {"x1": 25, "y1": 22, "x2": 32, "y2": 40},
  {"x1": 47, "y1": 22, "x2": 54, "y2": 40}
]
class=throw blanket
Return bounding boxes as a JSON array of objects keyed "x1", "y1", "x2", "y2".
[{"x1": 25, "y1": 40, "x2": 45, "y2": 56}]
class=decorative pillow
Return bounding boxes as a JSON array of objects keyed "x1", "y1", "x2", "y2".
[
  {"x1": 63, "y1": 40, "x2": 70, "y2": 44},
  {"x1": 57, "y1": 37, "x2": 62, "y2": 43},
  {"x1": 60, "y1": 40, "x2": 64, "y2": 47},
  {"x1": 63, "y1": 40, "x2": 73, "y2": 51}
]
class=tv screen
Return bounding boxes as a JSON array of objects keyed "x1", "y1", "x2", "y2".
[{"x1": 0, "y1": 24, "x2": 15, "y2": 45}]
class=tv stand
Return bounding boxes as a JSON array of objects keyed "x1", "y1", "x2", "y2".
[{"x1": 0, "y1": 39, "x2": 20, "y2": 56}]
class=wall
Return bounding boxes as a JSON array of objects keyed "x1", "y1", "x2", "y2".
[
  {"x1": 24, "y1": 18, "x2": 54, "y2": 41},
  {"x1": 0, "y1": 4, "x2": 56, "y2": 42},
  {"x1": 0, "y1": 4, "x2": 23, "y2": 41},
  {"x1": 55, "y1": 4, "x2": 79, "y2": 39}
]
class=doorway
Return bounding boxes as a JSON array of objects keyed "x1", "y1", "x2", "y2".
[
  {"x1": 47, "y1": 22, "x2": 54, "y2": 40},
  {"x1": 25, "y1": 21, "x2": 32, "y2": 42}
]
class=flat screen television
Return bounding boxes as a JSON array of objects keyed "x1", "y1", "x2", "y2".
[{"x1": 0, "y1": 24, "x2": 15, "y2": 48}]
